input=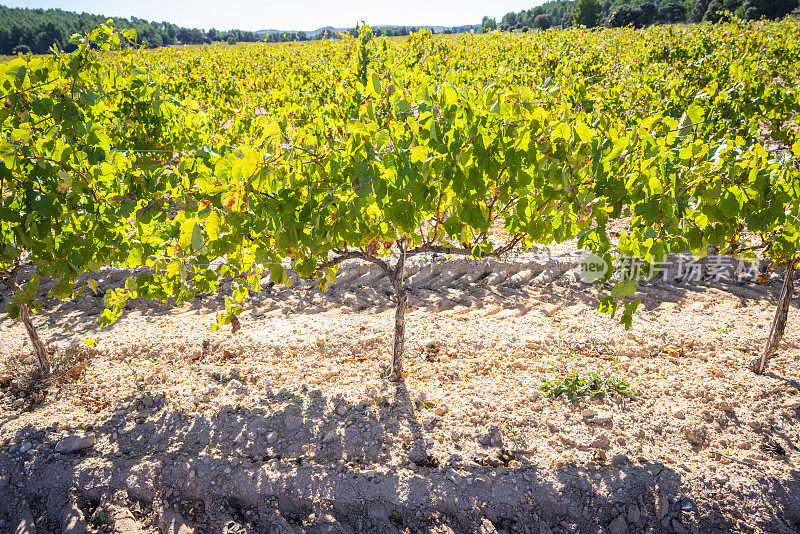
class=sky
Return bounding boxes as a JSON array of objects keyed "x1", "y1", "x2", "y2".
[{"x1": 1, "y1": 1, "x2": 541, "y2": 31}]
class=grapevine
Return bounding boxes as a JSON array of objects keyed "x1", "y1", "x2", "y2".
[{"x1": 1, "y1": 19, "x2": 799, "y2": 379}]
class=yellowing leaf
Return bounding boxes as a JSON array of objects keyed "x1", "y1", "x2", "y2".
[
  {"x1": 368, "y1": 73, "x2": 382, "y2": 97},
  {"x1": 574, "y1": 121, "x2": 592, "y2": 143},
  {"x1": 410, "y1": 146, "x2": 428, "y2": 163},
  {"x1": 190, "y1": 223, "x2": 205, "y2": 252},
  {"x1": 179, "y1": 220, "x2": 196, "y2": 250},
  {"x1": 205, "y1": 211, "x2": 221, "y2": 241}
]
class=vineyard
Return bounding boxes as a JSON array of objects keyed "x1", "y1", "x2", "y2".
[{"x1": 0, "y1": 19, "x2": 800, "y2": 533}]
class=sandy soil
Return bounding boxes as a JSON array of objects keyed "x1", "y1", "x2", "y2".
[{"x1": 1, "y1": 241, "x2": 799, "y2": 533}]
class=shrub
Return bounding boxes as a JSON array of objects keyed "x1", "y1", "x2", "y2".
[
  {"x1": 744, "y1": 0, "x2": 799, "y2": 19},
  {"x1": 658, "y1": 2, "x2": 688, "y2": 23},
  {"x1": 703, "y1": 2, "x2": 731, "y2": 21},
  {"x1": 692, "y1": 0, "x2": 710, "y2": 21},
  {"x1": 640, "y1": 2, "x2": 659, "y2": 24},
  {"x1": 573, "y1": 0, "x2": 604, "y2": 27},
  {"x1": 609, "y1": 4, "x2": 647, "y2": 27},
  {"x1": 535, "y1": 14, "x2": 554, "y2": 30}
]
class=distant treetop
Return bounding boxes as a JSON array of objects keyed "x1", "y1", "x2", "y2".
[{"x1": 488, "y1": 0, "x2": 798, "y2": 32}]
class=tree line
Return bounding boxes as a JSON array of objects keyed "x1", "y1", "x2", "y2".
[
  {"x1": 482, "y1": 0, "x2": 798, "y2": 31},
  {"x1": 0, "y1": 6, "x2": 482, "y2": 56},
  {"x1": 0, "y1": 5, "x2": 269, "y2": 54}
]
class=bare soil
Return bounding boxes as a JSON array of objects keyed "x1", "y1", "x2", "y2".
[{"x1": 1, "y1": 242, "x2": 799, "y2": 533}]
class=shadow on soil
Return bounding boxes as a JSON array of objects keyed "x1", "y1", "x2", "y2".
[
  {"x1": 2, "y1": 375, "x2": 800, "y2": 534},
  {"x1": 2, "y1": 261, "x2": 797, "y2": 347},
  {"x1": 1, "y1": 265, "x2": 800, "y2": 532}
]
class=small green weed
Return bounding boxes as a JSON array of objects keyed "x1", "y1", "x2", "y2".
[
  {"x1": 540, "y1": 358, "x2": 632, "y2": 401},
  {"x1": 711, "y1": 320, "x2": 735, "y2": 334}
]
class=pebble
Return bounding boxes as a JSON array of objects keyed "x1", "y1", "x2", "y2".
[
  {"x1": 285, "y1": 416, "x2": 303, "y2": 430},
  {"x1": 445, "y1": 468, "x2": 462, "y2": 484},
  {"x1": 590, "y1": 433, "x2": 611, "y2": 449},
  {"x1": 490, "y1": 431, "x2": 503, "y2": 447},
  {"x1": 582, "y1": 408, "x2": 598, "y2": 419},
  {"x1": 671, "y1": 519, "x2": 689, "y2": 534},
  {"x1": 608, "y1": 514, "x2": 627, "y2": 534},
  {"x1": 473, "y1": 475, "x2": 493, "y2": 489},
  {"x1": 55, "y1": 433, "x2": 96, "y2": 454},
  {"x1": 673, "y1": 409, "x2": 686, "y2": 419},
  {"x1": 679, "y1": 497, "x2": 699, "y2": 513},
  {"x1": 655, "y1": 490, "x2": 669, "y2": 519},
  {"x1": 626, "y1": 504, "x2": 641, "y2": 524},
  {"x1": 422, "y1": 338, "x2": 443, "y2": 350},
  {"x1": 19, "y1": 442, "x2": 31, "y2": 454},
  {"x1": 317, "y1": 514, "x2": 348, "y2": 532},
  {"x1": 227, "y1": 378, "x2": 244, "y2": 390},
  {"x1": 684, "y1": 426, "x2": 705, "y2": 445},
  {"x1": 478, "y1": 517, "x2": 498, "y2": 533},
  {"x1": 266, "y1": 432, "x2": 278, "y2": 445}
]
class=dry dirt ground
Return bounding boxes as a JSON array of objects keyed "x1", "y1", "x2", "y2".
[{"x1": 1, "y1": 242, "x2": 800, "y2": 534}]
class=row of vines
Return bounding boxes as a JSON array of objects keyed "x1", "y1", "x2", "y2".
[{"x1": 1, "y1": 20, "x2": 799, "y2": 380}]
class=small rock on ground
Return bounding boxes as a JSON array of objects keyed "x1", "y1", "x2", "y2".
[
  {"x1": 608, "y1": 514, "x2": 627, "y2": 534},
  {"x1": 55, "y1": 434, "x2": 96, "y2": 454}
]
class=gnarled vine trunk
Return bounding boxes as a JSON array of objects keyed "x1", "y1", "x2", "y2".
[
  {"x1": 749, "y1": 261, "x2": 795, "y2": 375},
  {"x1": 325, "y1": 237, "x2": 521, "y2": 381},
  {"x1": 390, "y1": 285, "x2": 407, "y2": 379},
  {"x1": 3, "y1": 266, "x2": 50, "y2": 377},
  {"x1": 387, "y1": 248, "x2": 408, "y2": 380},
  {"x1": 19, "y1": 301, "x2": 50, "y2": 376}
]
